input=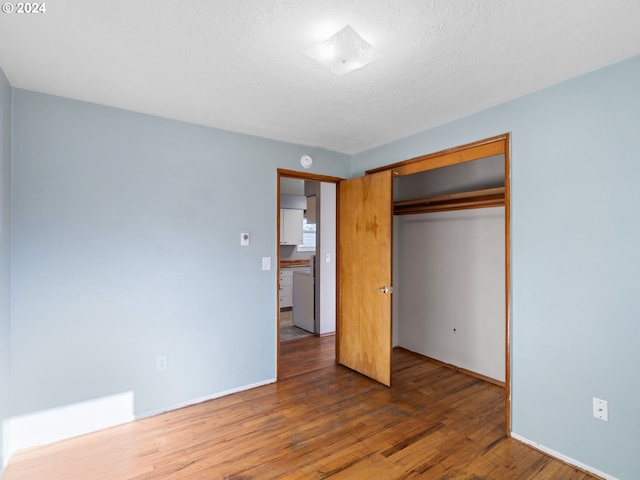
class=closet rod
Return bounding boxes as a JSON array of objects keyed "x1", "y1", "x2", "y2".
[
  {"x1": 394, "y1": 187, "x2": 505, "y2": 215},
  {"x1": 394, "y1": 187, "x2": 504, "y2": 207}
]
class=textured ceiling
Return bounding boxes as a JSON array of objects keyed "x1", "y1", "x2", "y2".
[{"x1": 1, "y1": 0, "x2": 639, "y2": 154}]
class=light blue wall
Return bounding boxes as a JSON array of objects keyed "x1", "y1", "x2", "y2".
[
  {"x1": 5, "y1": 54, "x2": 640, "y2": 478},
  {"x1": 353, "y1": 55, "x2": 640, "y2": 479},
  {"x1": 0, "y1": 66, "x2": 12, "y2": 471},
  {"x1": 10, "y1": 90, "x2": 349, "y2": 426}
]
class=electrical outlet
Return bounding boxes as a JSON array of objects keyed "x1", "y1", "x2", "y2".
[
  {"x1": 156, "y1": 355, "x2": 167, "y2": 372},
  {"x1": 593, "y1": 397, "x2": 608, "y2": 421},
  {"x1": 240, "y1": 233, "x2": 250, "y2": 246}
]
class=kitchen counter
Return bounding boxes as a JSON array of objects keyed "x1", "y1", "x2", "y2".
[{"x1": 280, "y1": 259, "x2": 311, "y2": 269}]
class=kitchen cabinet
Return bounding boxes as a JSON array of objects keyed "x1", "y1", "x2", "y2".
[
  {"x1": 280, "y1": 209, "x2": 303, "y2": 246},
  {"x1": 279, "y1": 268, "x2": 293, "y2": 308}
]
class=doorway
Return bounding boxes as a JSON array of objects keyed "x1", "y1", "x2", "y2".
[{"x1": 276, "y1": 169, "x2": 342, "y2": 379}]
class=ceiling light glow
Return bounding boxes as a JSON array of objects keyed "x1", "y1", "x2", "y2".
[
  {"x1": 304, "y1": 25, "x2": 382, "y2": 76},
  {"x1": 316, "y1": 41, "x2": 337, "y2": 61}
]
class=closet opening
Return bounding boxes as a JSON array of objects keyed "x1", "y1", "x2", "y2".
[
  {"x1": 392, "y1": 154, "x2": 506, "y2": 386},
  {"x1": 365, "y1": 133, "x2": 511, "y2": 434}
]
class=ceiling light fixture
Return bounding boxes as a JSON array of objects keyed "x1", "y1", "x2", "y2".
[{"x1": 304, "y1": 25, "x2": 382, "y2": 76}]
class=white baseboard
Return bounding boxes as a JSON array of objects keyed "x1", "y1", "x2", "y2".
[
  {"x1": 136, "y1": 378, "x2": 277, "y2": 420},
  {"x1": 9, "y1": 392, "x2": 136, "y2": 456},
  {"x1": 8, "y1": 378, "x2": 277, "y2": 461},
  {"x1": 511, "y1": 432, "x2": 618, "y2": 480}
]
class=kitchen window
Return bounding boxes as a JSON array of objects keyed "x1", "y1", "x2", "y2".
[{"x1": 297, "y1": 218, "x2": 316, "y2": 252}]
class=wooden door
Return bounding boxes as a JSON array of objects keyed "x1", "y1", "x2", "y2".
[{"x1": 337, "y1": 170, "x2": 393, "y2": 386}]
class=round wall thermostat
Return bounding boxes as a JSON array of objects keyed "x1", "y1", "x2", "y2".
[{"x1": 300, "y1": 155, "x2": 313, "y2": 169}]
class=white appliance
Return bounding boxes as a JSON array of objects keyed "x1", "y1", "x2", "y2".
[{"x1": 292, "y1": 257, "x2": 315, "y2": 333}]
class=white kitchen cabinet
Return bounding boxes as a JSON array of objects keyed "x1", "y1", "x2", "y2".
[
  {"x1": 280, "y1": 209, "x2": 303, "y2": 246},
  {"x1": 279, "y1": 268, "x2": 293, "y2": 308}
]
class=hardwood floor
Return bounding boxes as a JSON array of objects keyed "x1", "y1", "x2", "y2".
[{"x1": 5, "y1": 336, "x2": 599, "y2": 479}]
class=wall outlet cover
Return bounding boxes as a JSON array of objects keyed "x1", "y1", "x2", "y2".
[{"x1": 593, "y1": 397, "x2": 608, "y2": 421}]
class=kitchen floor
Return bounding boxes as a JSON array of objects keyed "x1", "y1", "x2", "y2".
[{"x1": 280, "y1": 309, "x2": 314, "y2": 341}]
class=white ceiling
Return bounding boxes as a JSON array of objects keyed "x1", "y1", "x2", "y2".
[{"x1": 1, "y1": 0, "x2": 639, "y2": 154}]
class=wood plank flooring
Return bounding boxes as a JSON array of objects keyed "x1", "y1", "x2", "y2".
[{"x1": 5, "y1": 336, "x2": 599, "y2": 479}]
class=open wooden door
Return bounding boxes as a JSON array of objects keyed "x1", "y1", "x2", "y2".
[{"x1": 337, "y1": 170, "x2": 393, "y2": 386}]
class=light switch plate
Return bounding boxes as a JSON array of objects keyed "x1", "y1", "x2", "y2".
[
  {"x1": 156, "y1": 355, "x2": 167, "y2": 372},
  {"x1": 262, "y1": 257, "x2": 271, "y2": 271}
]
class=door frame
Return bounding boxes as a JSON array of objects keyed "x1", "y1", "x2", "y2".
[
  {"x1": 365, "y1": 133, "x2": 512, "y2": 436},
  {"x1": 276, "y1": 169, "x2": 343, "y2": 380}
]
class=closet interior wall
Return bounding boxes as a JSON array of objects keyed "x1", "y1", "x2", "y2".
[{"x1": 393, "y1": 155, "x2": 506, "y2": 383}]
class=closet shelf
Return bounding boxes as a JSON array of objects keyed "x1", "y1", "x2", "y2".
[{"x1": 394, "y1": 187, "x2": 505, "y2": 215}]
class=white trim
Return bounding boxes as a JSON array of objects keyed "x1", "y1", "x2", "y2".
[
  {"x1": 9, "y1": 392, "x2": 136, "y2": 455},
  {"x1": 511, "y1": 432, "x2": 618, "y2": 480},
  {"x1": 135, "y1": 378, "x2": 276, "y2": 420},
  {"x1": 6, "y1": 379, "x2": 277, "y2": 461}
]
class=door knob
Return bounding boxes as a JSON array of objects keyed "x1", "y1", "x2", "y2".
[{"x1": 376, "y1": 286, "x2": 390, "y2": 294}]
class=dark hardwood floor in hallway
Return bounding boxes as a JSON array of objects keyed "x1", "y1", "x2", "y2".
[{"x1": 5, "y1": 335, "x2": 599, "y2": 479}]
